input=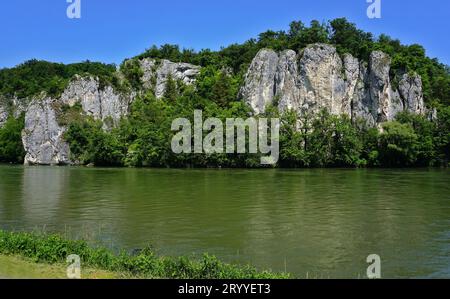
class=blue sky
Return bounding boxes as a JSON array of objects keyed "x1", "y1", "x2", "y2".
[{"x1": 0, "y1": 0, "x2": 449, "y2": 68}]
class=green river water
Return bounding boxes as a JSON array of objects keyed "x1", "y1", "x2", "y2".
[{"x1": 0, "y1": 165, "x2": 448, "y2": 278}]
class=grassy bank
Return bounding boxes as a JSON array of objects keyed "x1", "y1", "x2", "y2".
[
  {"x1": 0, "y1": 230, "x2": 289, "y2": 279},
  {"x1": 0, "y1": 255, "x2": 121, "y2": 279}
]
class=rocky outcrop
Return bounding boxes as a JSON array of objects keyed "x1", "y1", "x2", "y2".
[
  {"x1": 8, "y1": 57, "x2": 202, "y2": 164},
  {"x1": 61, "y1": 75, "x2": 132, "y2": 129},
  {"x1": 21, "y1": 75, "x2": 134, "y2": 165},
  {"x1": 7, "y1": 48, "x2": 429, "y2": 165},
  {"x1": 298, "y1": 44, "x2": 347, "y2": 116},
  {"x1": 0, "y1": 97, "x2": 28, "y2": 127},
  {"x1": 398, "y1": 73, "x2": 425, "y2": 115},
  {"x1": 140, "y1": 58, "x2": 201, "y2": 98},
  {"x1": 22, "y1": 97, "x2": 70, "y2": 165},
  {"x1": 239, "y1": 49, "x2": 280, "y2": 114},
  {"x1": 12, "y1": 97, "x2": 28, "y2": 118},
  {"x1": 0, "y1": 100, "x2": 7, "y2": 127},
  {"x1": 276, "y1": 50, "x2": 301, "y2": 112},
  {"x1": 240, "y1": 44, "x2": 426, "y2": 126}
]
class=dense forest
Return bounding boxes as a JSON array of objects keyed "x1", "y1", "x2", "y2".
[{"x1": 0, "y1": 18, "x2": 449, "y2": 167}]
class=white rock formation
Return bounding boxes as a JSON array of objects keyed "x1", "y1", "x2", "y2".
[
  {"x1": 276, "y1": 50, "x2": 301, "y2": 112},
  {"x1": 240, "y1": 44, "x2": 425, "y2": 126},
  {"x1": 140, "y1": 58, "x2": 201, "y2": 98},
  {"x1": 239, "y1": 49, "x2": 280, "y2": 114},
  {"x1": 0, "y1": 100, "x2": 7, "y2": 127},
  {"x1": 22, "y1": 97, "x2": 70, "y2": 165},
  {"x1": 61, "y1": 75, "x2": 131, "y2": 128}
]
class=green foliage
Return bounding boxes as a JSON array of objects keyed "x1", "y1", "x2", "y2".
[
  {"x1": 0, "y1": 114, "x2": 25, "y2": 163},
  {"x1": 329, "y1": 18, "x2": 374, "y2": 60},
  {"x1": 1, "y1": 18, "x2": 448, "y2": 168},
  {"x1": 163, "y1": 74, "x2": 178, "y2": 102},
  {"x1": 279, "y1": 110, "x2": 363, "y2": 168},
  {"x1": 119, "y1": 59, "x2": 144, "y2": 90},
  {"x1": 433, "y1": 106, "x2": 450, "y2": 166},
  {"x1": 134, "y1": 18, "x2": 449, "y2": 106},
  {"x1": 196, "y1": 66, "x2": 240, "y2": 108},
  {"x1": 287, "y1": 20, "x2": 330, "y2": 51},
  {"x1": 279, "y1": 110, "x2": 311, "y2": 167},
  {"x1": 1, "y1": 18, "x2": 447, "y2": 107},
  {"x1": 61, "y1": 91, "x2": 447, "y2": 169},
  {"x1": 64, "y1": 118, "x2": 125, "y2": 166},
  {"x1": 378, "y1": 122, "x2": 419, "y2": 167},
  {"x1": 0, "y1": 60, "x2": 118, "y2": 99},
  {"x1": 396, "y1": 112, "x2": 435, "y2": 166},
  {"x1": 0, "y1": 230, "x2": 289, "y2": 279}
]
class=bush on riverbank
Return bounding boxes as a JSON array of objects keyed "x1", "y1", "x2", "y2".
[
  {"x1": 63, "y1": 95, "x2": 450, "y2": 168},
  {"x1": 0, "y1": 230, "x2": 289, "y2": 279},
  {"x1": 0, "y1": 115, "x2": 25, "y2": 164}
]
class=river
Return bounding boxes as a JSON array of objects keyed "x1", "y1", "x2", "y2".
[{"x1": 0, "y1": 165, "x2": 448, "y2": 278}]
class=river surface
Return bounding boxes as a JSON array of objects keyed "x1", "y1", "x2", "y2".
[{"x1": 0, "y1": 165, "x2": 448, "y2": 278}]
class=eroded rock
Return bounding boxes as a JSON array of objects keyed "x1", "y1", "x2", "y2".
[
  {"x1": 22, "y1": 97, "x2": 70, "y2": 165},
  {"x1": 0, "y1": 100, "x2": 8, "y2": 127},
  {"x1": 240, "y1": 49, "x2": 280, "y2": 114},
  {"x1": 61, "y1": 75, "x2": 131, "y2": 129},
  {"x1": 140, "y1": 58, "x2": 201, "y2": 98},
  {"x1": 241, "y1": 44, "x2": 426, "y2": 126},
  {"x1": 398, "y1": 73, "x2": 425, "y2": 115}
]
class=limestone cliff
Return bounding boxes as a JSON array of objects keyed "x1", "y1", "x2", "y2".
[
  {"x1": 18, "y1": 59, "x2": 201, "y2": 165},
  {"x1": 0, "y1": 100, "x2": 7, "y2": 127},
  {"x1": 140, "y1": 58, "x2": 201, "y2": 98},
  {"x1": 21, "y1": 97, "x2": 70, "y2": 165},
  {"x1": 240, "y1": 44, "x2": 426, "y2": 126},
  {"x1": 1, "y1": 44, "x2": 430, "y2": 165},
  {"x1": 61, "y1": 75, "x2": 132, "y2": 129}
]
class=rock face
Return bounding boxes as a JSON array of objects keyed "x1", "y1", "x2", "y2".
[
  {"x1": 0, "y1": 97, "x2": 28, "y2": 127},
  {"x1": 276, "y1": 50, "x2": 301, "y2": 112},
  {"x1": 298, "y1": 44, "x2": 347, "y2": 116},
  {"x1": 21, "y1": 75, "x2": 134, "y2": 165},
  {"x1": 0, "y1": 100, "x2": 7, "y2": 127},
  {"x1": 398, "y1": 73, "x2": 425, "y2": 115},
  {"x1": 140, "y1": 58, "x2": 201, "y2": 98},
  {"x1": 240, "y1": 44, "x2": 426, "y2": 126},
  {"x1": 61, "y1": 75, "x2": 132, "y2": 129},
  {"x1": 17, "y1": 57, "x2": 202, "y2": 165},
  {"x1": 22, "y1": 97, "x2": 70, "y2": 165},
  {"x1": 239, "y1": 49, "x2": 280, "y2": 114},
  {"x1": 5, "y1": 49, "x2": 428, "y2": 165}
]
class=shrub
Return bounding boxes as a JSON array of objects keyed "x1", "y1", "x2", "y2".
[
  {"x1": 0, "y1": 115, "x2": 25, "y2": 163},
  {"x1": 0, "y1": 230, "x2": 289, "y2": 279}
]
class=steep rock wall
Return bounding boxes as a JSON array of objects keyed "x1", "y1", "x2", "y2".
[{"x1": 240, "y1": 44, "x2": 425, "y2": 126}]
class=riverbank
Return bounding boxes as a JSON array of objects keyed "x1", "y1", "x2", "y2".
[
  {"x1": 0, "y1": 255, "x2": 121, "y2": 279},
  {"x1": 0, "y1": 230, "x2": 289, "y2": 279}
]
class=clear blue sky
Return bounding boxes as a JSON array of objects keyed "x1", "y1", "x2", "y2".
[{"x1": 0, "y1": 0, "x2": 448, "y2": 68}]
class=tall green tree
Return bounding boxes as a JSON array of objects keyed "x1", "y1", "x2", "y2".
[
  {"x1": 378, "y1": 122, "x2": 419, "y2": 167},
  {"x1": 0, "y1": 115, "x2": 25, "y2": 163}
]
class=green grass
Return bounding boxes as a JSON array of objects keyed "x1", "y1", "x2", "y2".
[
  {"x1": 0, "y1": 255, "x2": 121, "y2": 279},
  {"x1": 0, "y1": 230, "x2": 289, "y2": 279}
]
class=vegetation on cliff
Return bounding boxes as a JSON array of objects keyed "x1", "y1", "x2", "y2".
[{"x1": 0, "y1": 60, "x2": 119, "y2": 99}]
